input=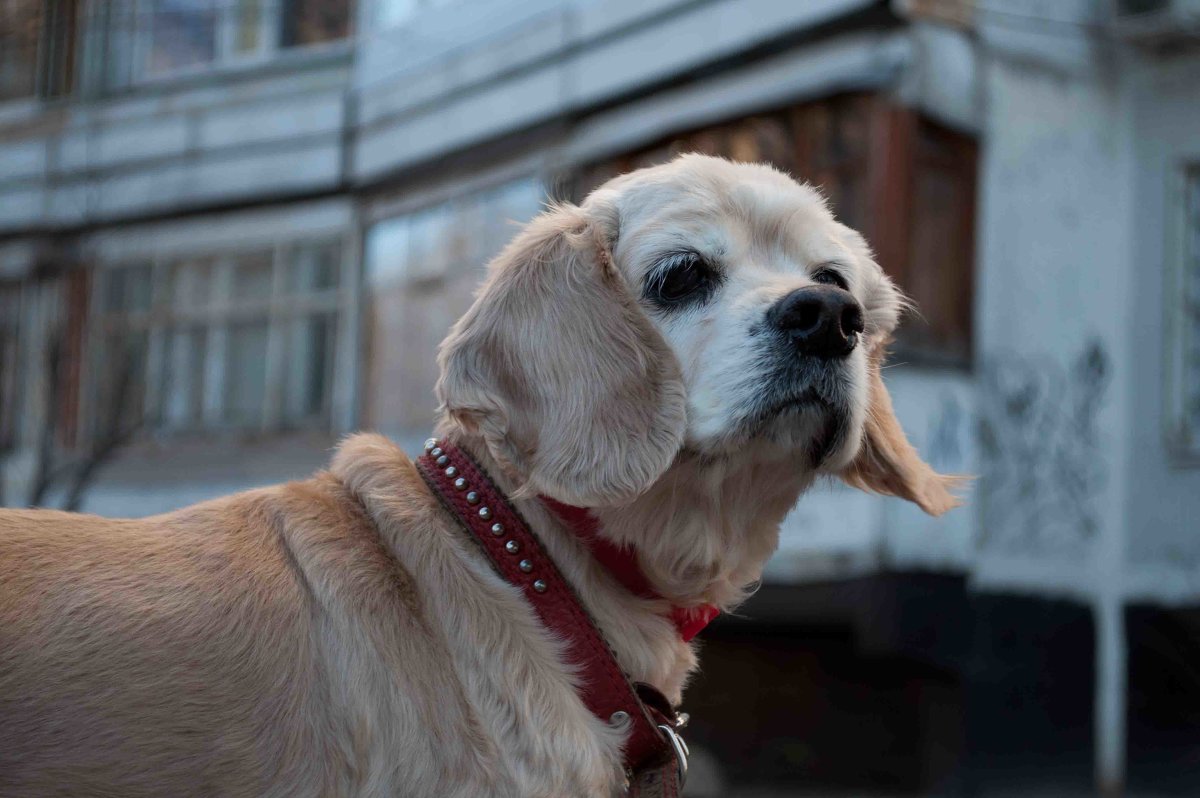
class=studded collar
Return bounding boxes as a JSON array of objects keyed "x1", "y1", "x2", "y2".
[{"x1": 416, "y1": 437, "x2": 689, "y2": 793}]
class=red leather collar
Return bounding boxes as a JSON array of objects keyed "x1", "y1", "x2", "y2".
[
  {"x1": 415, "y1": 438, "x2": 687, "y2": 790},
  {"x1": 539, "y1": 497, "x2": 720, "y2": 643}
]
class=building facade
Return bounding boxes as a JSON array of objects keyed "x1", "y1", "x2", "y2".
[{"x1": 2, "y1": 0, "x2": 1199, "y2": 794}]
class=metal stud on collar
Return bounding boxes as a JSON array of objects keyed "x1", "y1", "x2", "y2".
[
  {"x1": 421, "y1": 435, "x2": 690, "y2": 782},
  {"x1": 424, "y1": 443, "x2": 548, "y2": 598}
]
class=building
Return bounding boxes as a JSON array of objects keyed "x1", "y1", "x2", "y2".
[{"x1": 1, "y1": 0, "x2": 1199, "y2": 793}]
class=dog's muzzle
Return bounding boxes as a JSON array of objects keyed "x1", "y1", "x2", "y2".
[{"x1": 767, "y1": 285, "x2": 864, "y2": 360}]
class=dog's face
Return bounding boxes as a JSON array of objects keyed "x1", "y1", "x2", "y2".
[
  {"x1": 438, "y1": 154, "x2": 958, "y2": 515},
  {"x1": 595, "y1": 156, "x2": 897, "y2": 469}
]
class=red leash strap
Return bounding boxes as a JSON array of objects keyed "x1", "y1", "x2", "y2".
[{"x1": 416, "y1": 439, "x2": 686, "y2": 791}]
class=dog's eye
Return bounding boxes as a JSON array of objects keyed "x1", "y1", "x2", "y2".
[
  {"x1": 811, "y1": 267, "x2": 849, "y2": 291},
  {"x1": 646, "y1": 252, "x2": 717, "y2": 308}
]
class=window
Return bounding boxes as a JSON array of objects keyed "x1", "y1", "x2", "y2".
[
  {"x1": 0, "y1": 285, "x2": 21, "y2": 452},
  {"x1": 280, "y1": 0, "x2": 353, "y2": 47},
  {"x1": 115, "y1": 0, "x2": 352, "y2": 81},
  {"x1": 1167, "y1": 166, "x2": 1200, "y2": 462},
  {"x1": 92, "y1": 239, "x2": 346, "y2": 436},
  {"x1": 141, "y1": 0, "x2": 222, "y2": 74},
  {"x1": 0, "y1": 0, "x2": 77, "y2": 101},
  {"x1": 570, "y1": 94, "x2": 978, "y2": 365},
  {"x1": 362, "y1": 178, "x2": 543, "y2": 434},
  {"x1": 0, "y1": 0, "x2": 43, "y2": 100}
]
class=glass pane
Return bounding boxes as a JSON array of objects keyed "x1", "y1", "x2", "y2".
[
  {"x1": 169, "y1": 259, "x2": 214, "y2": 310},
  {"x1": 1186, "y1": 172, "x2": 1200, "y2": 434},
  {"x1": 231, "y1": 250, "x2": 274, "y2": 305},
  {"x1": 104, "y1": 264, "x2": 154, "y2": 314},
  {"x1": 0, "y1": 288, "x2": 20, "y2": 449},
  {"x1": 280, "y1": 0, "x2": 351, "y2": 47},
  {"x1": 0, "y1": 0, "x2": 43, "y2": 100},
  {"x1": 288, "y1": 241, "x2": 340, "y2": 294},
  {"x1": 161, "y1": 326, "x2": 207, "y2": 428},
  {"x1": 102, "y1": 329, "x2": 149, "y2": 429},
  {"x1": 406, "y1": 203, "x2": 453, "y2": 283},
  {"x1": 442, "y1": 200, "x2": 483, "y2": 275},
  {"x1": 144, "y1": 0, "x2": 217, "y2": 75},
  {"x1": 103, "y1": 270, "x2": 128, "y2": 313},
  {"x1": 282, "y1": 313, "x2": 334, "y2": 423},
  {"x1": 224, "y1": 321, "x2": 268, "y2": 425},
  {"x1": 234, "y1": 0, "x2": 261, "y2": 53},
  {"x1": 365, "y1": 216, "x2": 410, "y2": 290}
]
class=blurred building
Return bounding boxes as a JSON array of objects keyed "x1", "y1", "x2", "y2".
[{"x1": 1, "y1": 0, "x2": 1199, "y2": 794}]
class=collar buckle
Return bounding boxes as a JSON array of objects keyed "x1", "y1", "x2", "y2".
[{"x1": 657, "y1": 723, "x2": 689, "y2": 786}]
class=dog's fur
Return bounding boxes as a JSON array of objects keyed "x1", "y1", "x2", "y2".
[{"x1": 0, "y1": 155, "x2": 960, "y2": 797}]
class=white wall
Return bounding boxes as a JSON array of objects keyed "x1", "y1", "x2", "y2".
[
  {"x1": 972, "y1": 27, "x2": 1136, "y2": 602},
  {"x1": 1124, "y1": 53, "x2": 1200, "y2": 604}
]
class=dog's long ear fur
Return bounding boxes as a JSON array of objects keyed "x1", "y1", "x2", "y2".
[
  {"x1": 436, "y1": 202, "x2": 687, "y2": 507},
  {"x1": 840, "y1": 345, "x2": 965, "y2": 516}
]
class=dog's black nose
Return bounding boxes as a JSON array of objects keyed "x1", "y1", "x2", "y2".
[{"x1": 768, "y1": 286, "x2": 864, "y2": 359}]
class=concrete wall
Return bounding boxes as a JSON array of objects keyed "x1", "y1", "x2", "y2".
[
  {"x1": 964, "y1": 5, "x2": 1200, "y2": 786},
  {"x1": 352, "y1": 0, "x2": 879, "y2": 181},
  {"x1": 0, "y1": 50, "x2": 350, "y2": 233},
  {"x1": 1125, "y1": 53, "x2": 1200, "y2": 603},
  {"x1": 0, "y1": 0, "x2": 889, "y2": 237},
  {"x1": 973, "y1": 30, "x2": 1136, "y2": 600}
]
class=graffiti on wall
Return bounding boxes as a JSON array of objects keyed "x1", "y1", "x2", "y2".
[{"x1": 978, "y1": 340, "x2": 1110, "y2": 553}]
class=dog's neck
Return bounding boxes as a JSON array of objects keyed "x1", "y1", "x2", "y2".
[
  {"x1": 435, "y1": 426, "x2": 812, "y2": 702},
  {"x1": 591, "y1": 447, "x2": 815, "y2": 609}
]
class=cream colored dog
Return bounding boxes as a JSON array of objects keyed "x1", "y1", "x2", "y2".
[{"x1": 0, "y1": 155, "x2": 959, "y2": 797}]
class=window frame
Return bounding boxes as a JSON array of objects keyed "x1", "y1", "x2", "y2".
[
  {"x1": 82, "y1": 201, "x2": 360, "y2": 443},
  {"x1": 129, "y1": 0, "x2": 276, "y2": 83},
  {"x1": 360, "y1": 171, "x2": 546, "y2": 435},
  {"x1": 0, "y1": 0, "x2": 77, "y2": 104},
  {"x1": 1165, "y1": 163, "x2": 1200, "y2": 465},
  {"x1": 0, "y1": 284, "x2": 23, "y2": 453},
  {"x1": 116, "y1": 0, "x2": 353, "y2": 87}
]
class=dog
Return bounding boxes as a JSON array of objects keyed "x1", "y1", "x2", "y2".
[{"x1": 0, "y1": 154, "x2": 960, "y2": 797}]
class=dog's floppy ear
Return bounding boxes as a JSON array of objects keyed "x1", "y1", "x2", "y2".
[
  {"x1": 436, "y1": 202, "x2": 686, "y2": 507},
  {"x1": 840, "y1": 345, "x2": 965, "y2": 516}
]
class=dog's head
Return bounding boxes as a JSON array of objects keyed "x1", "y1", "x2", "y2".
[{"x1": 438, "y1": 154, "x2": 960, "y2": 514}]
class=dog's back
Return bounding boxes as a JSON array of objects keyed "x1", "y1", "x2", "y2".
[
  {"x1": 0, "y1": 470, "x2": 458, "y2": 797},
  {"x1": 0, "y1": 486, "x2": 330, "y2": 796}
]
